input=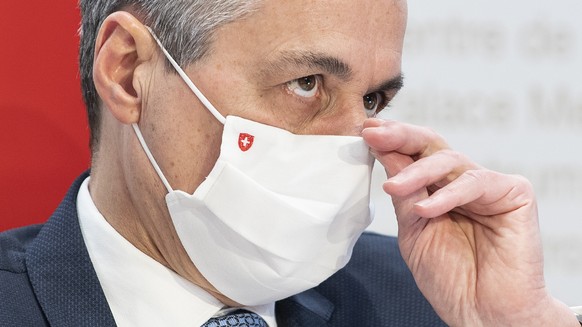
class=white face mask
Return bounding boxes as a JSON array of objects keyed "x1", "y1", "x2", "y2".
[{"x1": 132, "y1": 28, "x2": 374, "y2": 306}]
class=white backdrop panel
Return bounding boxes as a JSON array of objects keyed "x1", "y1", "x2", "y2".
[{"x1": 367, "y1": 0, "x2": 582, "y2": 306}]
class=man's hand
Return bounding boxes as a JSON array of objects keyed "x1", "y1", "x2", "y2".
[{"x1": 362, "y1": 118, "x2": 578, "y2": 327}]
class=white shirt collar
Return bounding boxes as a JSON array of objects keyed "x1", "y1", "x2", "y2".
[{"x1": 77, "y1": 177, "x2": 277, "y2": 327}]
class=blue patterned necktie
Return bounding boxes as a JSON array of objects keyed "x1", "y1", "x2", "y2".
[{"x1": 201, "y1": 309, "x2": 268, "y2": 327}]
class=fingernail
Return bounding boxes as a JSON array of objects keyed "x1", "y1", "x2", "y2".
[
  {"x1": 366, "y1": 118, "x2": 385, "y2": 124},
  {"x1": 415, "y1": 197, "x2": 434, "y2": 208},
  {"x1": 361, "y1": 127, "x2": 377, "y2": 134},
  {"x1": 387, "y1": 174, "x2": 405, "y2": 185}
]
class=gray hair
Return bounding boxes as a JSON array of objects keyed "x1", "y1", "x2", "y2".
[{"x1": 78, "y1": 0, "x2": 260, "y2": 151}]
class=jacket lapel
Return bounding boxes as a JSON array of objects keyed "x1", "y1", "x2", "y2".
[
  {"x1": 26, "y1": 172, "x2": 117, "y2": 326},
  {"x1": 276, "y1": 288, "x2": 334, "y2": 327}
]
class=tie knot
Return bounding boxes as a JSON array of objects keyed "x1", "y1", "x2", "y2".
[{"x1": 201, "y1": 309, "x2": 268, "y2": 327}]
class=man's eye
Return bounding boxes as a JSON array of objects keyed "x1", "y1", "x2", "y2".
[
  {"x1": 363, "y1": 92, "x2": 385, "y2": 117},
  {"x1": 286, "y1": 75, "x2": 320, "y2": 98}
]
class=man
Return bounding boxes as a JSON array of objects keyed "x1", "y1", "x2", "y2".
[{"x1": 0, "y1": 0, "x2": 579, "y2": 326}]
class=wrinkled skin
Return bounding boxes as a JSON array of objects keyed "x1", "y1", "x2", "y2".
[{"x1": 362, "y1": 119, "x2": 578, "y2": 326}]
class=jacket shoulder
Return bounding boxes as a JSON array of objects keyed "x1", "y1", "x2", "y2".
[
  {"x1": 0, "y1": 224, "x2": 43, "y2": 272},
  {"x1": 0, "y1": 225, "x2": 49, "y2": 325}
]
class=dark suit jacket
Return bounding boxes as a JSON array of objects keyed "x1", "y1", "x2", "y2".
[{"x1": 0, "y1": 173, "x2": 446, "y2": 326}]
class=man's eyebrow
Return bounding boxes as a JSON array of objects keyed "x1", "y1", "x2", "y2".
[
  {"x1": 260, "y1": 50, "x2": 353, "y2": 81},
  {"x1": 370, "y1": 74, "x2": 404, "y2": 94}
]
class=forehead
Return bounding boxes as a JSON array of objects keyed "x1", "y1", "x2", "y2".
[
  {"x1": 249, "y1": 0, "x2": 407, "y2": 35},
  {"x1": 206, "y1": 0, "x2": 407, "y2": 80}
]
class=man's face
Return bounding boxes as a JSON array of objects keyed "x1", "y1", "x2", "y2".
[
  {"x1": 108, "y1": 0, "x2": 408, "y2": 303},
  {"x1": 139, "y1": 0, "x2": 407, "y2": 195}
]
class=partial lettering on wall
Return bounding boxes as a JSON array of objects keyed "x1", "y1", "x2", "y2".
[{"x1": 367, "y1": 0, "x2": 582, "y2": 305}]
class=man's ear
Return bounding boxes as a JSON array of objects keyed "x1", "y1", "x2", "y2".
[{"x1": 93, "y1": 11, "x2": 154, "y2": 124}]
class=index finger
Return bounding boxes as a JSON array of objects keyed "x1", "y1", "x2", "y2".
[{"x1": 362, "y1": 118, "x2": 449, "y2": 159}]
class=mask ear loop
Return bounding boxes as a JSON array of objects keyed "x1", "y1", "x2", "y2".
[
  {"x1": 145, "y1": 26, "x2": 226, "y2": 125},
  {"x1": 132, "y1": 123, "x2": 173, "y2": 193},
  {"x1": 132, "y1": 26, "x2": 227, "y2": 194}
]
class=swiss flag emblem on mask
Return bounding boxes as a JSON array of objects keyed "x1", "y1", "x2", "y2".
[{"x1": 238, "y1": 133, "x2": 254, "y2": 152}]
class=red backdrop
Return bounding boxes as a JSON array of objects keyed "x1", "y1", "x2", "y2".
[{"x1": 0, "y1": 2, "x2": 90, "y2": 231}]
